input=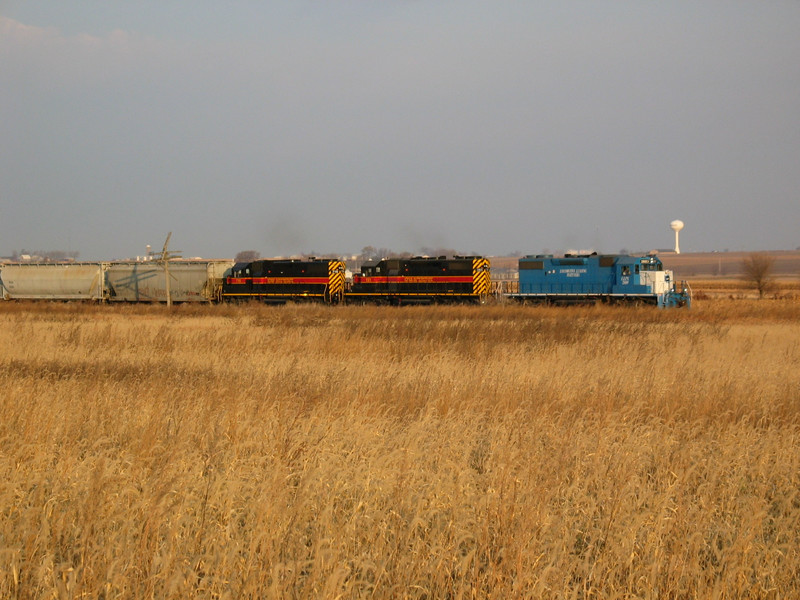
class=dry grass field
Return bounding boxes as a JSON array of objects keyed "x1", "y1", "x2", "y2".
[
  {"x1": 689, "y1": 280, "x2": 798, "y2": 302},
  {"x1": 1, "y1": 299, "x2": 799, "y2": 599}
]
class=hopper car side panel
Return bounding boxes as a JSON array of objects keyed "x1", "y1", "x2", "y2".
[
  {"x1": 0, "y1": 263, "x2": 106, "y2": 300},
  {"x1": 105, "y1": 260, "x2": 234, "y2": 302}
]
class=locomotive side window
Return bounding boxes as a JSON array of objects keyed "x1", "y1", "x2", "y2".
[
  {"x1": 622, "y1": 266, "x2": 631, "y2": 275},
  {"x1": 519, "y1": 261, "x2": 544, "y2": 270}
]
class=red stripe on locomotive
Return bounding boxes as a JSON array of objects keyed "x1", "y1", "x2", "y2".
[
  {"x1": 352, "y1": 276, "x2": 474, "y2": 284},
  {"x1": 227, "y1": 277, "x2": 330, "y2": 285}
]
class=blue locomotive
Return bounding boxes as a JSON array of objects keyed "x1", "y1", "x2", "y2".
[{"x1": 508, "y1": 253, "x2": 691, "y2": 307}]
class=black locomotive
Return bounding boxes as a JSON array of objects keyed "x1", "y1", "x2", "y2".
[
  {"x1": 349, "y1": 256, "x2": 491, "y2": 304},
  {"x1": 222, "y1": 258, "x2": 346, "y2": 304}
]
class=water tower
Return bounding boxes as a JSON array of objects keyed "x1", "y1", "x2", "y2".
[{"x1": 670, "y1": 220, "x2": 684, "y2": 254}]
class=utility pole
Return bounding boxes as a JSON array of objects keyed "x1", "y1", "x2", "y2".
[{"x1": 149, "y1": 232, "x2": 181, "y2": 307}]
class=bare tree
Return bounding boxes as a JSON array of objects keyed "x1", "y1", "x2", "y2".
[
  {"x1": 359, "y1": 246, "x2": 398, "y2": 261},
  {"x1": 419, "y1": 246, "x2": 460, "y2": 258},
  {"x1": 741, "y1": 252, "x2": 776, "y2": 299},
  {"x1": 235, "y1": 250, "x2": 260, "y2": 262}
]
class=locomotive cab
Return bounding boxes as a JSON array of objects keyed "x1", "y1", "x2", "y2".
[
  {"x1": 612, "y1": 256, "x2": 670, "y2": 301},
  {"x1": 224, "y1": 262, "x2": 254, "y2": 295}
]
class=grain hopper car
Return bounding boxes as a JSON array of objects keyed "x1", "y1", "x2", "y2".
[
  {"x1": 0, "y1": 263, "x2": 106, "y2": 301},
  {"x1": 105, "y1": 260, "x2": 234, "y2": 302}
]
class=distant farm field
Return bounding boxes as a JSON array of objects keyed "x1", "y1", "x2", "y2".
[{"x1": 2, "y1": 300, "x2": 800, "y2": 598}]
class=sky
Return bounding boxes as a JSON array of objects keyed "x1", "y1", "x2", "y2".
[{"x1": 1, "y1": 1, "x2": 799, "y2": 260}]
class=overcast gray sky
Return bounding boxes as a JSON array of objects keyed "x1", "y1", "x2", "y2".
[{"x1": 1, "y1": 1, "x2": 798, "y2": 260}]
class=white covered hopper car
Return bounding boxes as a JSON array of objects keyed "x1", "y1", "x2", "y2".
[
  {"x1": 0, "y1": 263, "x2": 106, "y2": 300},
  {"x1": 0, "y1": 261, "x2": 234, "y2": 303}
]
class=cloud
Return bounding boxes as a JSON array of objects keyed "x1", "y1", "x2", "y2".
[{"x1": 0, "y1": 15, "x2": 201, "y2": 92}]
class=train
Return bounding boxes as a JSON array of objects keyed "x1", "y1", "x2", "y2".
[{"x1": 0, "y1": 253, "x2": 691, "y2": 307}]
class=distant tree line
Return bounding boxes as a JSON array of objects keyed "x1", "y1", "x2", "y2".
[
  {"x1": 11, "y1": 249, "x2": 79, "y2": 262},
  {"x1": 234, "y1": 246, "x2": 485, "y2": 264},
  {"x1": 356, "y1": 246, "x2": 479, "y2": 261}
]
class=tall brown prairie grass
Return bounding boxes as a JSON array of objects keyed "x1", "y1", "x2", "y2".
[{"x1": 1, "y1": 300, "x2": 799, "y2": 598}]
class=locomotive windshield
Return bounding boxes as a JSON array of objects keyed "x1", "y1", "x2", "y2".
[
  {"x1": 639, "y1": 259, "x2": 663, "y2": 271},
  {"x1": 231, "y1": 263, "x2": 250, "y2": 277}
]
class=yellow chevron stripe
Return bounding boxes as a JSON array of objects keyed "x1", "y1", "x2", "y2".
[
  {"x1": 327, "y1": 260, "x2": 346, "y2": 303},
  {"x1": 472, "y1": 258, "x2": 491, "y2": 297}
]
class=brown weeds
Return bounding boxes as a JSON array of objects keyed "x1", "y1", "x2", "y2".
[{"x1": 1, "y1": 300, "x2": 799, "y2": 598}]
